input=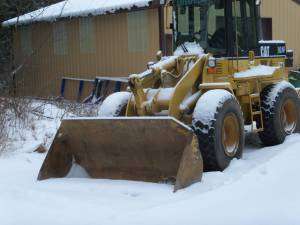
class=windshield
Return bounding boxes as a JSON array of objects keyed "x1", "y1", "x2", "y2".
[{"x1": 175, "y1": 1, "x2": 226, "y2": 55}]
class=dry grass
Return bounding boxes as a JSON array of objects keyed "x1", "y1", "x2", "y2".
[
  {"x1": 0, "y1": 96, "x2": 99, "y2": 155},
  {"x1": 0, "y1": 97, "x2": 33, "y2": 154},
  {"x1": 0, "y1": 99, "x2": 8, "y2": 153}
]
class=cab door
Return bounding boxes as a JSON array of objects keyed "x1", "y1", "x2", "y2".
[{"x1": 230, "y1": 0, "x2": 259, "y2": 57}]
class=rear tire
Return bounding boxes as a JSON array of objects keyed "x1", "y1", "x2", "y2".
[
  {"x1": 98, "y1": 92, "x2": 131, "y2": 117},
  {"x1": 259, "y1": 82, "x2": 300, "y2": 146},
  {"x1": 192, "y1": 90, "x2": 244, "y2": 171}
]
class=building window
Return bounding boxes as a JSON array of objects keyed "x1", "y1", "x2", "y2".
[
  {"x1": 127, "y1": 10, "x2": 149, "y2": 53},
  {"x1": 79, "y1": 17, "x2": 95, "y2": 54},
  {"x1": 53, "y1": 21, "x2": 68, "y2": 55},
  {"x1": 20, "y1": 26, "x2": 32, "y2": 55}
]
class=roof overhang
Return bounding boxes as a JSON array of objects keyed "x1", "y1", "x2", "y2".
[{"x1": 2, "y1": 0, "x2": 165, "y2": 27}]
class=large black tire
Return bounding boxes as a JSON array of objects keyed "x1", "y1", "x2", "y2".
[
  {"x1": 259, "y1": 82, "x2": 300, "y2": 146},
  {"x1": 192, "y1": 90, "x2": 244, "y2": 171},
  {"x1": 98, "y1": 92, "x2": 131, "y2": 117}
]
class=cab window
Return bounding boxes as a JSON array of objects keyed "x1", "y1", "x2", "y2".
[
  {"x1": 175, "y1": 1, "x2": 226, "y2": 56},
  {"x1": 232, "y1": 0, "x2": 258, "y2": 56}
]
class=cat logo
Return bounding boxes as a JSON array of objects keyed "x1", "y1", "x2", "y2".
[{"x1": 261, "y1": 46, "x2": 270, "y2": 57}]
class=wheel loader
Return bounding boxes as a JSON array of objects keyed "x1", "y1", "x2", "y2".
[{"x1": 38, "y1": 0, "x2": 300, "y2": 191}]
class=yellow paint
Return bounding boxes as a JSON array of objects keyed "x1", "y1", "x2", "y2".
[{"x1": 124, "y1": 52, "x2": 287, "y2": 131}]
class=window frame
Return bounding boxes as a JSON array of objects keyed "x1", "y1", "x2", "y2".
[
  {"x1": 174, "y1": 2, "x2": 229, "y2": 57},
  {"x1": 127, "y1": 10, "x2": 149, "y2": 53},
  {"x1": 20, "y1": 26, "x2": 32, "y2": 56},
  {"x1": 79, "y1": 17, "x2": 96, "y2": 54},
  {"x1": 53, "y1": 21, "x2": 68, "y2": 56},
  {"x1": 229, "y1": 0, "x2": 259, "y2": 57}
]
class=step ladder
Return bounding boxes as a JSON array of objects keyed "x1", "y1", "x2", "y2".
[{"x1": 249, "y1": 93, "x2": 264, "y2": 132}]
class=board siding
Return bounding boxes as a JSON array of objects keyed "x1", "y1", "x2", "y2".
[
  {"x1": 261, "y1": 0, "x2": 300, "y2": 68},
  {"x1": 13, "y1": 8, "x2": 160, "y2": 99}
]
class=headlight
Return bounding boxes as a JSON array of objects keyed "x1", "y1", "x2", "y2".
[{"x1": 208, "y1": 57, "x2": 216, "y2": 68}]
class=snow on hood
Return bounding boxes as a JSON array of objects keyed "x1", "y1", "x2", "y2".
[
  {"x1": 234, "y1": 65, "x2": 280, "y2": 79},
  {"x1": 2, "y1": 0, "x2": 154, "y2": 27}
]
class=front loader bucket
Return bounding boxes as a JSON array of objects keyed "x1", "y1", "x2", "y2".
[{"x1": 38, "y1": 117, "x2": 203, "y2": 191}]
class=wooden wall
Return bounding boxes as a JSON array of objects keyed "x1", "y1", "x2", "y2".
[
  {"x1": 261, "y1": 0, "x2": 300, "y2": 67},
  {"x1": 13, "y1": 8, "x2": 160, "y2": 98}
]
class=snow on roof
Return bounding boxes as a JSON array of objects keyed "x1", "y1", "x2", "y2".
[{"x1": 2, "y1": 0, "x2": 158, "y2": 27}]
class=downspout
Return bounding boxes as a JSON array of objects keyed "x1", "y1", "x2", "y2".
[
  {"x1": 256, "y1": 1, "x2": 263, "y2": 40},
  {"x1": 158, "y1": 3, "x2": 166, "y2": 55}
]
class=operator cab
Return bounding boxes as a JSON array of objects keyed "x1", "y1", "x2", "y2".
[{"x1": 173, "y1": 0, "x2": 259, "y2": 57}]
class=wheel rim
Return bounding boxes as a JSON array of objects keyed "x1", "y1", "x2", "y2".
[
  {"x1": 222, "y1": 113, "x2": 240, "y2": 157},
  {"x1": 280, "y1": 99, "x2": 297, "y2": 134}
]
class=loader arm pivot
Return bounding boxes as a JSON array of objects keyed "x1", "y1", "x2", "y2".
[
  {"x1": 128, "y1": 55, "x2": 205, "y2": 117},
  {"x1": 170, "y1": 55, "x2": 208, "y2": 119}
]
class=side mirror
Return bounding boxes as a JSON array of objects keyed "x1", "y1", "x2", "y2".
[
  {"x1": 249, "y1": 51, "x2": 255, "y2": 62},
  {"x1": 286, "y1": 49, "x2": 294, "y2": 68}
]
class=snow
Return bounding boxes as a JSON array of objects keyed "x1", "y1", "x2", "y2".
[
  {"x1": 2, "y1": 0, "x2": 154, "y2": 27},
  {"x1": 146, "y1": 88, "x2": 174, "y2": 102},
  {"x1": 2, "y1": 102, "x2": 63, "y2": 156},
  {"x1": 264, "y1": 81, "x2": 295, "y2": 107},
  {"x1": 137, "y1": 69, "x2": 153, "y2": 78},
  {"x1": 234, "y1": 65, "x2": 279, "y2": 79},
  {"x1": 193, "y1": 89, "x2": 234, "y2": 133},
  {"x1": 98, "y1": 92, "x2": 131, "y2": 117},
  {"x1": 174, "y1": 42, "x2": 205, "y2": 57},
  {"x1": 2, "y1": 99, "x2": 300, "y2": 225},
  {"x1": 150, "y1": 56, "x2": 178, "y2": 71},
  {"x1": 133, "y1": 43, "x2": 204, "y2": 84},
  {"x1": 67, "y1": 163, "x2": 90, "y2": 178},
  {"x1": 259, "y1": 40, "x2": 286, "y2": 44}
]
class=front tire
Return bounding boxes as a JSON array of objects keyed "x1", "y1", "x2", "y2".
[
  {"x1": 98, "y1": 92, "x2": 131, "y2": 117},
  {"x1": 192, "y1": 90, "x2": 244, "y2": 171},
  {"x1": 259, "y1": 81, "x2": 300, "y2": 146}
]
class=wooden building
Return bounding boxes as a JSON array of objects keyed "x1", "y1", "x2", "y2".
[
  {"x1": 260, "y1": 0, "x2": 300, "y2": 68},
  {"x1": 3, "y1": 0, "x2": 300, "y2": 99},
  {"x1": 2, "y1": 0, "x2": 166, "y2": 98}
]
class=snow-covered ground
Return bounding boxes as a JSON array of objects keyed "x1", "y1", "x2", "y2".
[{"x1": 1, "y1": 101, "x2": 300, "y2": 225}]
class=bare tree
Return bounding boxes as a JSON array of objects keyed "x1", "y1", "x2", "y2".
[
  {"x1": 0, "y1": 0, "x2": 65, "y2": 96},
  {"x1": 0, "y1": 0, "x2": 62, "y2": 154}
]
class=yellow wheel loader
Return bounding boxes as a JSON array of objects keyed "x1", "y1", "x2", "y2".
[{"x1": 38, "y1": 0, "x2": 300, "y2": 191}]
